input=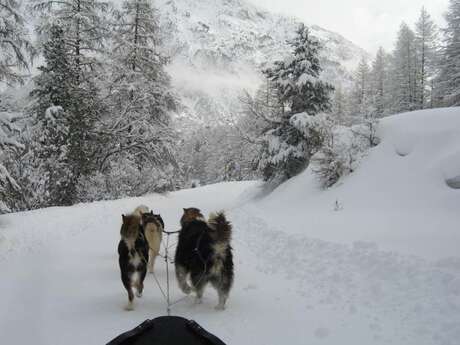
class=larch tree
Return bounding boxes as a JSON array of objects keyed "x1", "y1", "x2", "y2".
[
  {"x1": 415, "y1": 7, "x2": 439, "y2": 108},
  {"x1": 370, "y1": 47, "x2": 390, "y2": 116},
  {"x1": 0, "y1": 0, "x2": 34, "y2": 85},
  {"x1": 438, "y1": 0, "x2": 460, "y2": 106},
  {"x1": 93, "y1": 0, "x2": 178, "y2": 195},
  {"x1": 390, "y1": 22, "x2": 418, "y2": 112}
]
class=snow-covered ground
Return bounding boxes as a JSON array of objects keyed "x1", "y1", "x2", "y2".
[{"x1": 1, "y1": 108, "x2": 460, "y2": 345}]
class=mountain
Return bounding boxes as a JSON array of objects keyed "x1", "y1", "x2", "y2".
[{"x1": 156, "y1": 0, "x2": 369, "y2": 129}]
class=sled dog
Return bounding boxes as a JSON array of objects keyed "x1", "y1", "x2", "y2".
[
  {"x1": 118, "y1": 209, "x2": 149, "y2": 311},
  {"x1": 175, "y1": 208, "x2": 234, "y2": 310},
  {"x1": 133, "y1": 205, "x2": 164, "y2": 273},
  {"x1": 141, "y1": 211, "x2": 164, "y2": 273}
]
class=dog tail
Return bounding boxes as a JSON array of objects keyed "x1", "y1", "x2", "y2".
[
  {"x1": 208, "y1": 211, "x2": 232, "y2": 244},
  {"x1": 133, "y1": 205, "x2": 149, "y2": 218}
]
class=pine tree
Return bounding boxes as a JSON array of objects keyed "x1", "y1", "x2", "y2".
[
  {"x1": 264, "y1": 24, "x2": 333, "y2": 115},
  {"x1": 331, "y1": 83, "x2": 349, "y2": 124},
  {"x1": 258, "y1": 24, "x2": 333, "y2": 185},
  {"x1": 350, "y1": 57, "x2": 373, "y2": 120},
  {"x1": 29, "y1": 25, "x2": 74, "y2": 206},
  {"x1": 415, "y1": 7, "x2": 439, "y2": 108},
  {"x1": 0, "y1": 111, "x2": 22, "y2": 213},
  {"x1": 438, "y1": 0, "x2": 460, "y2": 105},
  {"x1": 0, "y1": 0, "x2": 34, "y2": 85},
  {"x1": 390, "y1": 22, "x2": 418, "y2": 112},
  {"x1": 370, "y1": 47, "x2": 390, "y2": 116},
  {"x1": 31, "y1": 0, "x2": 109, "y2": 200}
]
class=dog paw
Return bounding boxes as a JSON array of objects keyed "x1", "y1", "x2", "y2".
[
  {"x1": 181, "y1": 285, "x2": 192, "y2": 295},
  {"x1": 194, "y1": 297, "x2": 203, "y2": 304},
  {"x1": 214, "y1": 304, "x2": 226, "y2": 311},
  {"x1": 135, "y1": 291, "x2": 143, "y2": 298},
  {"x1": 124, "y1": 303, "x2": 134, "y2": 311}
]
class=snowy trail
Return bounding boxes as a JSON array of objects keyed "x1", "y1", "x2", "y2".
[{"x1": 1, "y1": 182, "x2": 459, "y2": 345}]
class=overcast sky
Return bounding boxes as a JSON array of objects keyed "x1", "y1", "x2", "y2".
[{"x1": 248, "y1": 0, "x2": 449, "y2": 54}]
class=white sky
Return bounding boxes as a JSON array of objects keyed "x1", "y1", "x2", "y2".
[{"x1": 248, "y1": 0, "x2": 449, "y2": 54}]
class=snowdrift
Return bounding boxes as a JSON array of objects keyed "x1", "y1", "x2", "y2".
[{"x1": 255, "y1": 107, "x2": 460, "y2": 258}]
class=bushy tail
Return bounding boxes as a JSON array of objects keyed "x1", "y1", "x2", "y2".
[
  {"x1": 208, "y1": 211, "x2": 232, "y2": 244},
  {"x1": 133, "y1": 205, "x2": 149, "y2": 218}
]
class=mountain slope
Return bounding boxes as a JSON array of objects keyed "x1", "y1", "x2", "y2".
[{"x1": 156, "y1": 0, "x2": 368, "y2": 128}]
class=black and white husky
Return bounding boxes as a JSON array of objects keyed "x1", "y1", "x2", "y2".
[
  {"x1": 175, "y1": 208, "x2": 234, "y2": 310},
  {"x1": 118, "y1": 206, "x2": 149, "y2": 311}
]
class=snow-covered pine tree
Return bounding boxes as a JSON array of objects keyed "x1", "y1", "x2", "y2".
[
  {"x1": 438, "y1": 0, "x2": 460, "y2": 106},
  {"x1": 370, "y1": 47, "x2": 390, "y2": 116},
  {"x1": 92, "y1": 0, "x2": 178, "y2": 195},
  {"x1": 0, "y1": 111, "x2": 23, "y2": 213},
  {"x1": 0, "y1": 0, "x2": 34, "y2": 85},
  {"x1": 390, "y1": 22, "x2": 419, "y2": 112},
  {"x1": 29, "y1": 25, "x2": 74, "y2": 206},
  {"x1": 31, "y1": 0, "x2": 109, "y2": 201},
  {"x1": 349, "y1": 57, "x2": 375, "y2": 120},
  {"x1": 331, "y1": 84, "x2": 349, "y2": 124},
  {"x1": 415, "y1": 7, "x2": 439, "y2": 108},
  {"x1": 258, "y1": 24, "x2": 333, "y2": 186},
  {"x1": 264, "y1": 24, "x2": 333, "y2": 115}
]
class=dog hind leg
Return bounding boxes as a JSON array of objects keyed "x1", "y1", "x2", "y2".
[
  {"x1": 136, "y1": 270, "x2": 147, "y2": 298},
  {"x1": 210, "y1": 275, "x2": 231, "y2": 310},
  {"x1": 148, "y1": 249, "x2": 156, "y2": 273},
  {"x1": 121, "y1": 271, "x2": 135, "y2": 310},
  {"x1": 191, "y1": 273, "x2": 208, "y2": 304},
  {"x1": 175, "y1": 265, "x2": 192, "y2": 294}
]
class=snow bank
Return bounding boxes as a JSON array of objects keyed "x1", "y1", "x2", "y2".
[
  {"x1": 0, "y1": 181, "x2": 255, "y2": 261},
  {"x1": 255, "y1": 107, "x2": 460, "y2": 259}
]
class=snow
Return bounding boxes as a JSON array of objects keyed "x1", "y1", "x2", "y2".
[
  {"x1": 255, "y1": 107, "x2": 460, "y2": 258},
  {"x1": 1, "y1": 108, "x2": 460, "y2": 344},
  {"x1": 154, "y1": 0, "x2": 368, "y2": 130}
]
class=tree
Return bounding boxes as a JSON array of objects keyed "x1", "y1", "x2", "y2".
[
  {"x1": 29, "y1": 25, "x2": 74, "y2": 206},
  {"x1": 0, "y1": 111, "x2": 23, "y2": 212},
  {"x1": 264, "y1": 24, "x2": 333, "y2": 115},
  {"x1": 415, "y1": 7, "x2": 439, "y2": 108},
  {"x1": 258, "y1": 24, "x2": 333, "y2": 186},
  {"x1": 101, "y1": 0, "x2": 176, "y2": 168},
  {"x1": 31, "y1": 0, "x2": 109, "y2": 74},
  {"x1": 85, "y1": 0, "x2": 179, "y2": 196},
  {"x1": 349, "y1": 57, "x2": 375, "y2": 121},
  {"x1": 353, "y1": 57, "x2": 371, "y2": 107},
  {"x1": 390, "y1": 22, "x2": 418, "y2": 112},
  {"x1": 370, "y1": 47, "x2": 390, "y2": 116},
  {"x1": 31, "y1": 0, "x2": 109, "y2": 202},
  {"x1": 0, "y1": 0, "x2": 34, "y2": 85},
  {"x1": 438, "y1": 0, "x2": 460, "y2": 106}
]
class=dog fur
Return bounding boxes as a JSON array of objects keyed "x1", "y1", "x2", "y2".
[
  {"x1": 175, "y1": 208, "x2": 234, "y2": 310},
  {"x1": 118, "y1": 210, "x2": 149, "y2": 311},
  {"x1": 133, "y1": 205, "x2": 149, "y2": 220},
  {"x1": 141, "y1": 212, "x2": 164, "y2": 273}
]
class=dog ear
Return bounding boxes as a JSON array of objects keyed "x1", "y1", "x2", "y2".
[
  {"x1": 122, "y1": 214, "x2": 126, "y2": 221},
  {"x1": 183, "y1": 208, "x2": 187, "y2": 212},
  {"x1": 156, "y1": 214, "x2": 165, "y2": 228},
  {"x1": 150, "y1": 211, "x2": 154, "y2": 215}
]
